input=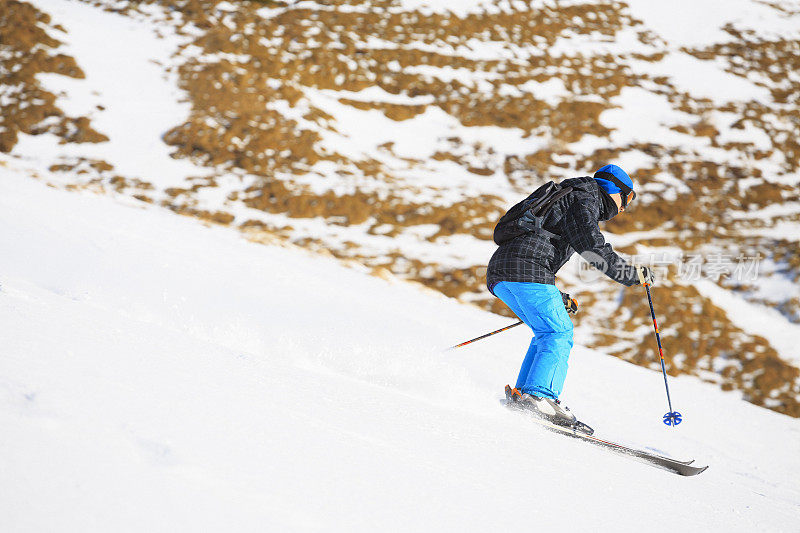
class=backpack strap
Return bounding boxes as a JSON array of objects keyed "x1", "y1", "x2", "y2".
[
  {"x1": 516, "y1": 185, "x2": 573, "y2": 240},
  {"x1": 492, "y1": 182, "x2": 574, "y2": 245},
  {"x1": 517, "y1": 211, "x2": 561, "y2": 239},
  {"x1": 533, "y1": 186, "x2": 573, "y2": 217}
]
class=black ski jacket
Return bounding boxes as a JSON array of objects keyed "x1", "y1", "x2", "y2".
[{"x1": 486, "y1": 176, "x2": 640, "y2": 292}]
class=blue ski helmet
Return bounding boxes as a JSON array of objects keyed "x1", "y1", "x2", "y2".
[
  {"x1": 593, "y1": 164, "x2": 633, "y2": 194},
  {"x1": 593, "y1": 164, "x2": 636, "y2": 209}
]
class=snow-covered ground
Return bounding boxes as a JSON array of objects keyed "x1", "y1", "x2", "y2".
[
  {"x1": 2, "y1": 171, "x2": 799, "y2": 532},
  {"x1": 13, "y1": 0, "x2": 211, "y2": 188}
]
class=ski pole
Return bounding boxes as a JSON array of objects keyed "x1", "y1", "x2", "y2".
[
  {"x1": 449, "y1": 320, "x2": 523, "y2": 350},
  {"x1": 643, "y1": 282, "x2": 682, "y2": 426}
]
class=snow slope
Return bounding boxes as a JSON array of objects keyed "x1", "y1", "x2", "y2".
[
  {"x1": 4, "y1": 0, "x2": 800, "y2": 417},
  {"x1": 1, "y1": 172, "x2": 799, "y2": 531}
]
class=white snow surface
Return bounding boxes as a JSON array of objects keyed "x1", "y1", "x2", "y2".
[
  {"x1": 623, "y1": 0, "x2": 800, "y2": 46},
  {"x1": 695, "y1": 280, "x2": 800, "y2": 367},
  {"x1": 2, "y1": 172, "x2": 800, "y2": 532}
]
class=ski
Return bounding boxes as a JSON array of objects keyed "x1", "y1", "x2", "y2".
[{"x1": 510, "y1": 407, "x2": 708, "y2": 476}]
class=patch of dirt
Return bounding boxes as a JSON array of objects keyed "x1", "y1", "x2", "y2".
[{"x1": 0, "y1": 0, "x2": 107, "y2": 151}]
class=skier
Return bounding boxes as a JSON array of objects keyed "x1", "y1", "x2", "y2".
[{"x1": 487, "y1": 165, "x2": 654, "y2": 434}]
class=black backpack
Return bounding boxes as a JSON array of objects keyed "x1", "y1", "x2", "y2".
[{"x1": 492, "y1": 181, "x2": 573, "y2": 245}]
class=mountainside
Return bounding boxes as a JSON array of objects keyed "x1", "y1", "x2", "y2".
[
  {"x1": 1, "y1": 0, "x2": 799, "y2": 417},
  {"x1": 2, "y1": 169, "x2": 800, "y2": 531}
]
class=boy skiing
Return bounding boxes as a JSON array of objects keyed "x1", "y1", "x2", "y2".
[{"x1": 487, "y1": 165, "x2": 654, "y2": 434}]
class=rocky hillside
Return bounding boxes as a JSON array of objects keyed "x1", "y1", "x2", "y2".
[{"x1": 2, "y1": 0, "x2": 799, "y2": 416}]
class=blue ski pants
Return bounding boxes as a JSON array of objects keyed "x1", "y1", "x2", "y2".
[{"x1": 492, "y1": 281, "x2": 573, "y2": 399}]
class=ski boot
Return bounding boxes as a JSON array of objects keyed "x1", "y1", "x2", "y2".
[
  {"x1": 504, "y1": 384, "x2": 523, "y2": 405},
  {"x1": 505, "y1": 385, "x2": 594, "y2": 436}
]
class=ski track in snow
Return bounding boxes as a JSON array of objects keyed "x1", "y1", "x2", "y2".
[{"x1": 2, "y1": 171, "x2": 800, "y2": 531}]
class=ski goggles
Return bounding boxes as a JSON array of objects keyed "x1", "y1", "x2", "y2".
[{"x1": 596, "y1": 171, "x2": 636, "y2": 210}]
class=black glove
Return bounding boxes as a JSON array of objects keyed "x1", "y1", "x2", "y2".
[
  {"x1": 561, "y1": 291, "x2": 579, "y2": 315},
  {"x1": 635, "y1": 265, "x2": 655, "y2": 285}
]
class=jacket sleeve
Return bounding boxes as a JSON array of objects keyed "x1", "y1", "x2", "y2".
[{"x1": 561, "y1": 198, "x2": 639, "y2": 287}]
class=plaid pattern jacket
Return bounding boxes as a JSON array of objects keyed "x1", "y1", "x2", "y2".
[{"x1": 487, "y1": 176, "x2": 639, "y2": 292}]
